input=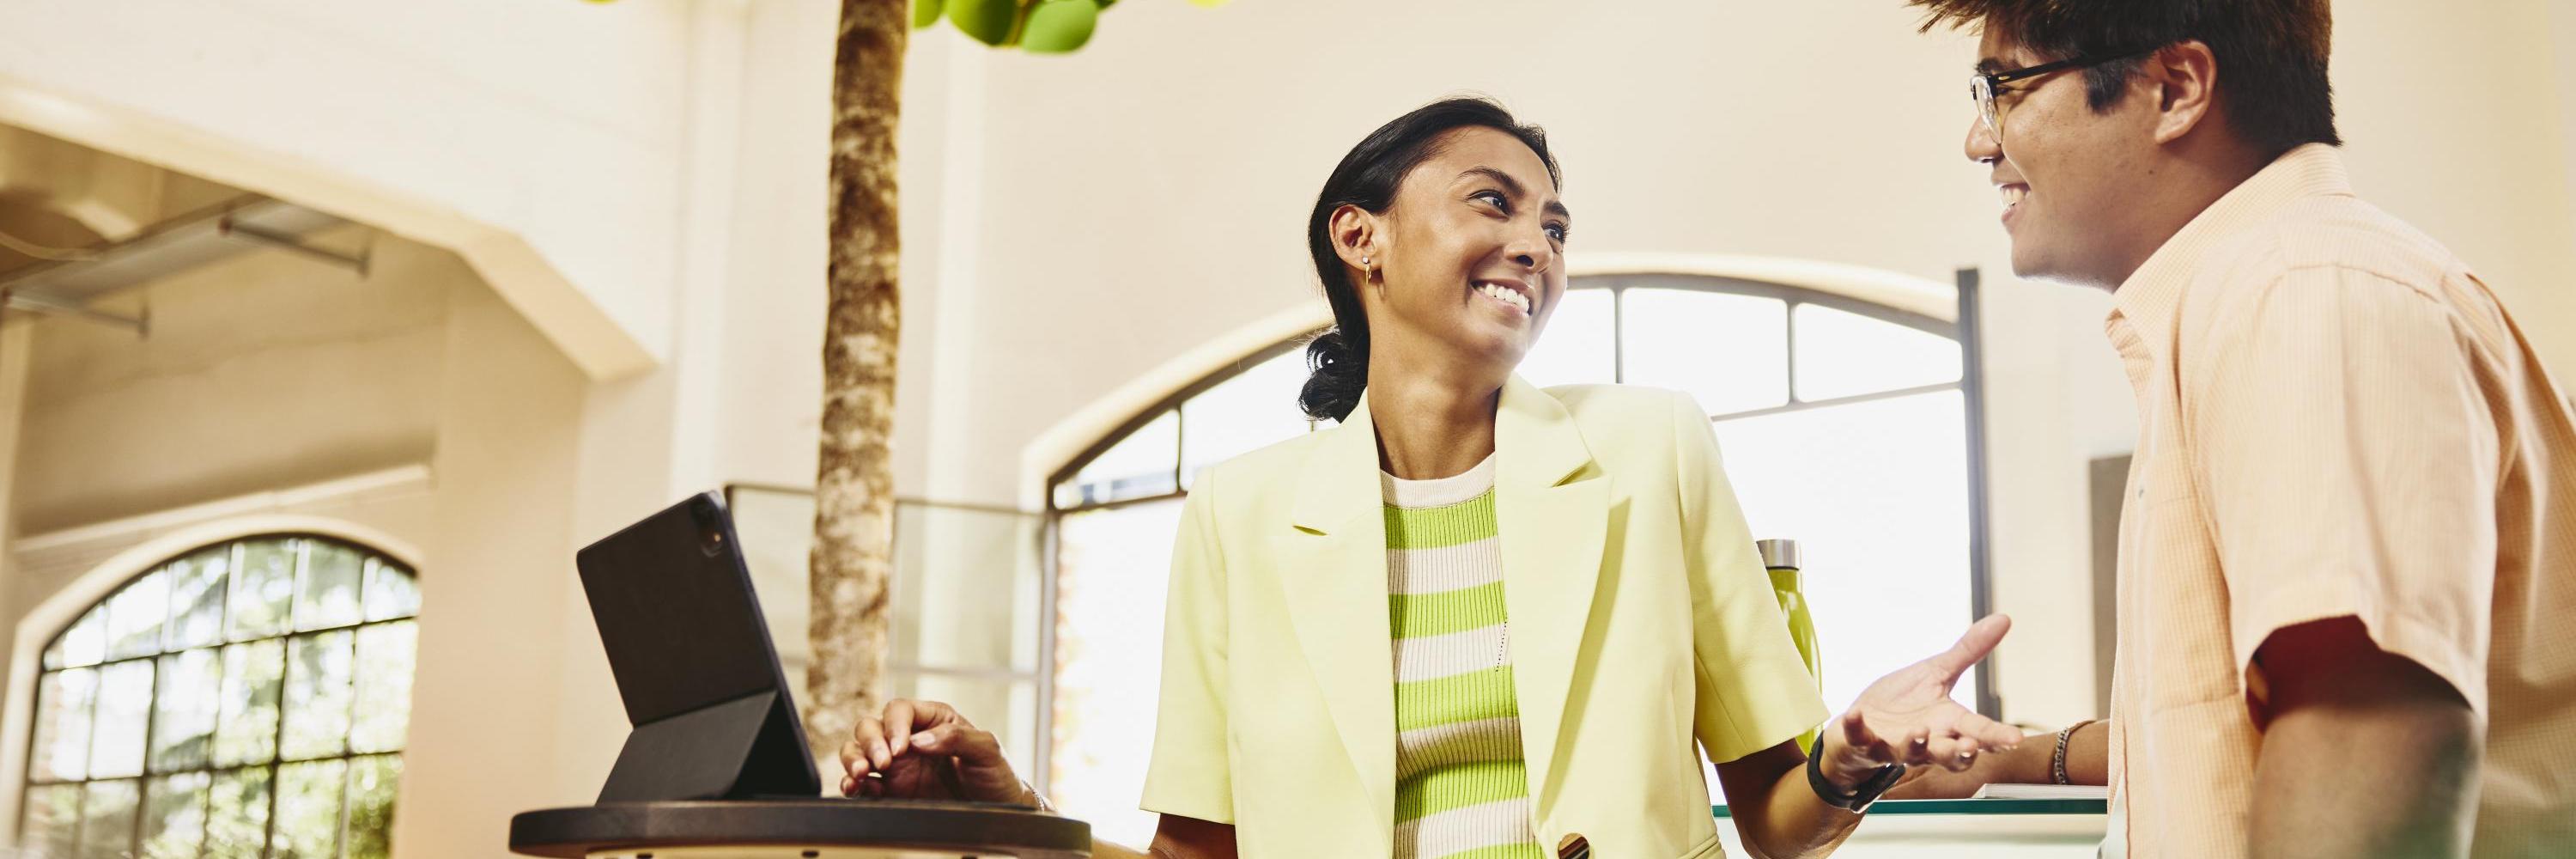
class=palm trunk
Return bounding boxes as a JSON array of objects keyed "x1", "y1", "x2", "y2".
[{"x1": 810, "y1": 0, "x2": 906, "y2": 761}]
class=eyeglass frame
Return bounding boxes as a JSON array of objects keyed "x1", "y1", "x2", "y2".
[{"x1": 1970, "y1": 46, "x2": 2161, "y2": 135}]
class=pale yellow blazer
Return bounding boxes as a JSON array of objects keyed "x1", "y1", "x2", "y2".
[{"x1": 1139, "y1": 376, "x2": 1828, "y2": 858}]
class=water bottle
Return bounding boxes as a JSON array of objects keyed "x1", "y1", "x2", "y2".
[{"x1": 1760, "y1": 539, "x2": 1822, "y2": 752}]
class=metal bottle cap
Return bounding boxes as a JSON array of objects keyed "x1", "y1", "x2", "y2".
[{"x1": 1756, "y1": 539, "x2": 1800, "y2": 570}]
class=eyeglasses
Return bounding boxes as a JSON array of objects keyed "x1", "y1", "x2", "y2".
[{"x1": 1970, "y1": 47, "x2": 2159, "y2": 135}]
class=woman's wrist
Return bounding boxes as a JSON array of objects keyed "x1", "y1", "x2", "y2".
[
  {"x1": 1812, "y1": 729, "x2": 1895, "y2": 791},
  {"x1": 1017, "y1": 779, "x2": 1055, "y2": 813}
]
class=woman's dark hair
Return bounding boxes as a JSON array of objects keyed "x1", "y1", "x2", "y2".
[{"x1": 1297, "y1": 97, "x2": 1561, "y2": 423}]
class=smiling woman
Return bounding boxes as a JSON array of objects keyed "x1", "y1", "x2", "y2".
[
  {"x1": 835, "y1": 98, "x2": 2018, "y2": 859},
  {"x1": 1044, "y1": 270, "x2": 1981, "y2": 845}
]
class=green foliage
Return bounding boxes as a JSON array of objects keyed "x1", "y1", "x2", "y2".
[
  {"x1": 914, "y1": 0, "x2": 1230, "y2": 54},
  {"x1": 1019, "y1": 0, "x2": 1098, "y2": 53}
]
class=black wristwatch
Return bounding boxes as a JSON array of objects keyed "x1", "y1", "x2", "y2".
[{"x1": 1806, "y1": 734, "x2": 1905, "y2": 813}]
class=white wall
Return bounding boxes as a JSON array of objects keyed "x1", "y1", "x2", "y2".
[
  {"x1": 0, "y1": 0, "x2": 703, "y2": 378},
  {"x1": 11, "y1": 228, "x2": 449, "y2": 535}
]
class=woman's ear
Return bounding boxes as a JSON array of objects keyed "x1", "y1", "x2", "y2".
[{"x1": 1329, "y1": 204, "x2": 1379, "y2": 284}]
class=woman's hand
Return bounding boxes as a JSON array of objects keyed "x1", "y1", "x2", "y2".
[
  {"x1": 1819, "y1": 614, "x2": 2026, "y2": 788},
  {"x1": 837, "y1": 698, "x2": 1037, "y2": 807}
]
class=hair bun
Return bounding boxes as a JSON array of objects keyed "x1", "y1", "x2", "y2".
[{"x1": 1298, "y1": 328, "x2": 1367, "y2": 423}]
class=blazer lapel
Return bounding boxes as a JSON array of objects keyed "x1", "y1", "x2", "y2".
[
  {"x1": 1278, "y1": 393, "x2": 1397, "y2": 844},
  {"x1": 1492, "y1": 375, "x2": 1611, "y2": 813}
]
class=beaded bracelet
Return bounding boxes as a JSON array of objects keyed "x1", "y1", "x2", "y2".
[{"x1": 2052, "y1": 719, "x2": 2099, "y2": 785}]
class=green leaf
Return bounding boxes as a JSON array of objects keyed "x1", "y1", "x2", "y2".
[
  {"x1": 1019, "y1": 0, "x2": 1097, "y2": 53},
  {"x1": 913, "y1": 0, "x2": 942, "y2": 28},
  {"x1": 946, "y1": 0, "x2": 1018, "y2": 46}
]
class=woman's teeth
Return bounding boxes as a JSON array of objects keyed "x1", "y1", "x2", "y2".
[{"x1": 1477, "y1": 283, "x2": 1531, "y2": 314}]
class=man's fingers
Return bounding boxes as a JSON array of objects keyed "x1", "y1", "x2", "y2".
[{"x1": 1929, "y1": 614, "x2": 2013, "y2": 681}]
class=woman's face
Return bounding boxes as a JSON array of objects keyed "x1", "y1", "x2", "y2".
[{"x1": 1362, "y1": 126, "x2": 1571, "y2": 375}]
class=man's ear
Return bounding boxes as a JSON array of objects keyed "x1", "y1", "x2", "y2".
[{"x1": 2146, "y1": 40, "x2": 2222, "y2": 145}]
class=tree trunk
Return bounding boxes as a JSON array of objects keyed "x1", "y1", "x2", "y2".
[{"x1": 810, "y1": 0, "x2": 907, "y2": 763}]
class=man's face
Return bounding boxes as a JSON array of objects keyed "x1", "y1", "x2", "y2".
[{"x1": 1967, "y1": 27, "x2": 2160, "y2": 289}]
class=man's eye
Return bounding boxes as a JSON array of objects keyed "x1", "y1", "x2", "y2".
[{"x1": 1473, "y1": 191, "x2": 1509, "y2": 210}]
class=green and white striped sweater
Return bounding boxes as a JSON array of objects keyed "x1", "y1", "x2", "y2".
[{"x1": 1382, "y1": 455, "x2": 1545, "y2": 859}]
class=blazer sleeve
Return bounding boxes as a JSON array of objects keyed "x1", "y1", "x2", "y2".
[
  {"x1": 1670, "y1": 391, "x2": 1832, "y2": 765},
  {"x1": 1138, "y1": 468, "x2": 1235, "y2": 823}
]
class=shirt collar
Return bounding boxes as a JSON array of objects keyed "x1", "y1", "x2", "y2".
[{"x1": 2104, "y1": 143, "x2": 2357, "y2": 368}]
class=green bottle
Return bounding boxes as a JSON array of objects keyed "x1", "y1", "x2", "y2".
[{"x1": 1760, "y1": 539, "x2": 1822, "y2": 752}]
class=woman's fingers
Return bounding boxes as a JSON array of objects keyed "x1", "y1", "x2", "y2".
[
  {"x1": 1841, "y1": 711, "x2": 1893, "y2": 764},
  {"x1": 1953, "y1": 710, "x2": 2026, "y2": 751},
  {"x1": 911, "y1": 722, "x2": 1004, "y2": 766},
  {"x1": 850, "y1": 716, "x2": 890, "y2": 771},
  {"x1": 882, "y1": 699, "x2": 920, "y2": 758},
  {"x1": 1901, "y1": 728, "x2": 1934, "y2": 766}
]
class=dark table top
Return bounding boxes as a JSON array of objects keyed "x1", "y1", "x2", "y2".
[{"x1": 508, "y1": 799, "x2": 1091, "y2": 858}]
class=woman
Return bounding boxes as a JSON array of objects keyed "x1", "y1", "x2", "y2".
[{"x1": 842, "y1": 98, "x2": 2023, "y2": 858}]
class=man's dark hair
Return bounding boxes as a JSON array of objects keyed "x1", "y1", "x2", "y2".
[{"x1": 1911, "y1": 0, "x2": 2340, "y2": 154}]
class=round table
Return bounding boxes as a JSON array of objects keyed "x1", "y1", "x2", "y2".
[{"x1": 508, "y1": 800, "x2": 1091, "y2": 858}]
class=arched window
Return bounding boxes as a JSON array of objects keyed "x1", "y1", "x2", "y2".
[
  {"x1": 1045, "y1": 272, "x2": 1984, "y2": 843},
  {"x1": 19, "y1": 534, "x2": 420, "y2": 859}
]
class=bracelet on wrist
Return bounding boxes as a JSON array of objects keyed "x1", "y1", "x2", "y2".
[{"x1": 2051, "y1": 719, "x2": 2099, "y2": 786}]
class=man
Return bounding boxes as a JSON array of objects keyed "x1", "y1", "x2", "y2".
[{"x1": 1897, "y1": 1, "x2": 2576, "y2": 857}]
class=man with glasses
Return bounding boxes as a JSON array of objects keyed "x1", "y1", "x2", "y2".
[{"x1": 1886, "y1": 2, "x2": 2576, "y2": 858}]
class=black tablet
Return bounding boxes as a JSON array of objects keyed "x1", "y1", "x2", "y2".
[{"x1": 576, "y1": 490, "x2": 822, "y2": 801}]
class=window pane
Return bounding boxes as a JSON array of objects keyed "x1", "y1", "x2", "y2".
[
  {"x1": 295, "y1": 542, "x2": 367, "y2": 631},
  {"x1": 213, "y1": 641, "x2": 284, "y2": 767},
  {"x1": 890, "y1": 508, "x2": 1042, "y2": 674},
  {"x1": 151, "y1": 649, "x2": 222, "y2": 772},
  {"x1": 1055, "y1": 411, "x2": 1177, "y2": 509},
  {"x1": 346, "y1": 756, "x2": 403, "y2": 859},
  {"x1": 204, "y1": 767, "x2": 272, "y2": 857},
  {"x1": 282, "y1": 631, "x2": 356, "y2": 760},
  {"x1": 31, "y1": 669, "x2": 98, "y2": 783},
  {"x1": 1051, "y1": 499, "x2": 1186, "y2": 847},
  {"x1": 59, "y1": 606, "x2": 106, "y2": 669},
  {"x1": 104, "y1": 570, "x2": 170, "y2": 661},
  {"x1": 351, "y1": 622, "x2": 418, "y2": 753},
  {"x1": 272, "y1": 759, "x2": 347, "y2": 858},
  {"x1": 88, "y1": 660, "x2": 155, "y2": 779},
  {"x1": 141, "y1": 771, "x2": 210, "y2": 859},
  {"x1": 1516, "y1": 288, "x2": 1615, "y2": 388},
  {"x1": 228, "y1": 539, "x2": 297, "y2": 641},
  {"x1": 1623, "y1": 289, "x2": 1788, "y2": 415},
  {"x1": 76, "y1": 779, "x2": 138, "y2": 859},
  {"x1": 1792, "y1": 303, "x2": 1961, "y2": 401},
  {"x1": 165, "y1": 547, "x2": 233, "y2": 651},
  {"x1": 362, "y1": 559, "x2": 421, "y2": 622},
  {"x1": 1180, "y1": 349, "x2": 1312, "y2": 490},
  {"x1": 1712, "y1": 391, "x2": 1974, "y2": 714},
  {"x1": 21, "y1": 783, "x2": 82, "y2": 857}
]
